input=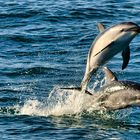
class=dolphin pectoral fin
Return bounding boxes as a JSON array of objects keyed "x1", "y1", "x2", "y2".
[
  {"x1": 60, "y1": 87, "x2": 93, "y2": 95},
  {"x1": 122, "y1": 46, "x2": 130, "y2": 70},
  {"x1": 97, "y1": 23, "x2": 105, "y2": 32},
  {"x1": 103, "y1": 67, "x2": 118, "y2": 84}
]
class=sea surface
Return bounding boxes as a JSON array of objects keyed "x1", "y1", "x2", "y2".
[{"x1": 0, "y1": 0, "x2": 140, "y2": 139}]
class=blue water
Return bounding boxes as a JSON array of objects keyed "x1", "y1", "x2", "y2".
[{"x1": 0, "y1": 0, "x2": 140, "y2": 139}]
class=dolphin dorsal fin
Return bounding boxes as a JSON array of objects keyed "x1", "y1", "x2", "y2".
[
  {"x1": 103, "y1": 67, "x2": 118, "y2": 84},
  {"x1": 122, "y1": 46, "x2": 130, "y2": 70},
  {"x1": 97, "y1": 23, "x2": 105, "y2": 32}
]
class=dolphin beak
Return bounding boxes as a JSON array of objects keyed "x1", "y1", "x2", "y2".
[
  {"x1": 136, "y1": 27, "x2": 140, "y2": 33},
  {"x1": 126, "y1": 26, "x2": 140, "y2": 33}
]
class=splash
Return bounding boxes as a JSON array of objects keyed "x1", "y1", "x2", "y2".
[
  {"x1": 16, "y1": 85, "x2": 131, "y2": 119},
  {"x1": 18, "y1": 86, "x2": 99, "y2": 117},
  {"x1": 0, "y1": 78, "x2": 132, "y2": 119}
]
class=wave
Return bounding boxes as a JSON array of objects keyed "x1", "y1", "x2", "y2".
[{"x1": 0, "y1": 66, "x2": 61, "y2": 77}]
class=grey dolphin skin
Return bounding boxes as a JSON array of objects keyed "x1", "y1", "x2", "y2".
[
  {"x1": 61, "y1": 67, "x2": 140, "y2": 110},
  {"x1": 81, "y1": 22, "x2": 140, "y2": 92},
  {"x1": 95, "y1": 67, "x2": 140, "y2": 110}
]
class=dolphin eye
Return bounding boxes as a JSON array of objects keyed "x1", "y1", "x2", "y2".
[{"x1": 120, "y1": 29, "x2": 124, "y2": 32}]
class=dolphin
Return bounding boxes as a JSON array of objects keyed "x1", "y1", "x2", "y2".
[
  {"x1": 94, "y1": 67, "x2": 140, "y2": 110},
  {"x1": 81, "y1": 22, "x2": 140, "y2": 92},
  {"x1": 61, "y1": 67, "x2": 140, "y2": 110}
]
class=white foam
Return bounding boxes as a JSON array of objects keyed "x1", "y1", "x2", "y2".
[{"x1": 18, "y1": 86, "x2": 101, "y2": 117}]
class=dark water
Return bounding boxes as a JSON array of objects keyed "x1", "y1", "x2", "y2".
[{"x1": 0, "y1": 0, "x2": 140, "y2": 139}]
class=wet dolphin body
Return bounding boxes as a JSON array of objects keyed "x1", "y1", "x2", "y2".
[
  {"x1": 95, "y1": 67, "x2": 140, "y2": 110},
  {"x1": 61, "y1": 67, "x2": 140, "y2": 110},
  {"x1": 81, "y1": 22, "x2": 140, "y2": 92}
]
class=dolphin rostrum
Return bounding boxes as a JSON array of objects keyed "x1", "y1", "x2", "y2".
[{"x1": 81, "y1": 22, "x2": 140, "y2": 92}]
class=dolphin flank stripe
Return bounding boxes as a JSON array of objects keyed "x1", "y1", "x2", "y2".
[{"x1": 92, "y1": 41, "x2": 114, "y2": 57}]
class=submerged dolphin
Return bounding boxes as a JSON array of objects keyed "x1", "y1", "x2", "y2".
[
  {"x1": 81, "y1": 22, "x2": 140, "y2": 92},
  {"x1": 61, "y1": 67, "x2": 140, "y2": 110},
  {"x1": 95, "y1": 67, "x2": 140, "y2": 110}
]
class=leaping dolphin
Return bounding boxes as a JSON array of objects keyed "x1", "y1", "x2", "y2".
[{"x1": 81, "y1": 22, "x2": 140, "y2": 92}]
